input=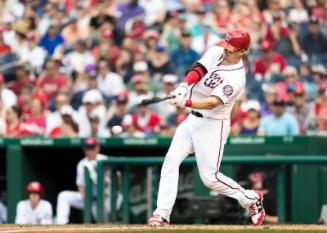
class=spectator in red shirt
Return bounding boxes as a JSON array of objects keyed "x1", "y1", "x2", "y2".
[
  {"x1": 132, "y1": 95, "x2": 161, "y2": 136},
  {"x1": 4, "y1": 106, "x2": 23, "y2": 137},
  {"x1": 275, "y1": 66, "x2": 304, "y2": 103},
  {"x1": 21, "y1": 98, "x2": 46, "y2": 136},
  {"x1": 252, "y1": 40, "x2": 287, "y2": 81},
  {"x1": 11, "y1": 65, "x2": 34, "y2": 96},
  {"x1": 48, "y1": 105, "x2": 79, "y2": 137},
  {"x1": 36, "y1": 59, "x2": 69, "y2": 103}
]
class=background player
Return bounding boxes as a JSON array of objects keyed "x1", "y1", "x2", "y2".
[
  {"x1": 148, "y1": 30, "x2": 265, "y2": 226},
  {"x1": 15, "y1": 181, "x2": 53, "y2": 224},
  {"x1": 56, "y1": 137, "x2": 122, "y2": 224}
]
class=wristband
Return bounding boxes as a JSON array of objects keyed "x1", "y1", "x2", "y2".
[{"x1": 185, "y1": 100, "x2": 192, "y2": 107}]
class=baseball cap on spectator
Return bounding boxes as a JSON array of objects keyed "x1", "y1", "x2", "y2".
[
  {"x1": 83, "y1": 137, "x2": 99, "y2": 149},
  {"x1": 131, "y1": 75, "x2": 147, "y2": 84},
  {"x1": 116, "y1": 93, "x2": 129, "y2": 105},
  {"x1": 133, "y1": 61, "x2": 148, "y2": 72},
  {"x1": 273, "y1": 99, "x2": 286, "y2": 106},
  {"x1": 309, "y1": 16, "x2": 319, "y2": 24},
  {"x1": 169, "y1": 10, "x2": 179, "y2": 18},
  {"x1": 82, "y1": 89, "x2": 103, "y2": 104},
  {"x1": 241, "y1": 100, "x2": 260, "y2": 112},
  {"x1": 60, "y1": 105, "x2": 74, "y2": 116},
  {"x1": 163, "y1": 74, "x2": 178, "y2": 84},
  {"x1": 283, "y1": 66, "x2": 298, "y2": 77},
  {"x1": 3, "y1": 15, "x2": 15, "y2": 24},
  {"x1": 260, "y1": 40, "x2": 274, "y2": 51},
  {"x1": 155, "y1": 44, "x2": 167, "y2": 53},
  {"x1": 144, "y1": 30, "x2": 160, "y2": 40},
  {"x1": 13, "y1": 21, "x2": 29, "y2": 36},
  {"x1": 312, "y1": 64, "x2": 326, "y2": 75}
]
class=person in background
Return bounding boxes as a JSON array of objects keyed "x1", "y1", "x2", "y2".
[
  {"x1": 56, "y1": 138, "x2": 120, "y2": 224},
  {"x1": 48, "y1": 105, "x2": 79, "y2": 137},
  {"x1": 231, "y1": 100, "x2": 261, "y2": 136},
  {"x1": 171, "y1": 30, "x2": 199, "y2": 79},
  {"x1": 11, "y1": 65, "x2": 34, "y2": 96},
  {"x1": 15, "y1": 181, "x2": 53, "y2": 224},
  {"x1": 4, "y1": 106, "x2": 23, "y2": 137},
  {"x1": 107, "y1": 92, "x2": 129, "y2": 133},
  {"x1": 261, "y1": 84, "x2": 278, "y2": 117},
  {"x1": 258, "y1": 99, "x2": 299, "y2": 136},
  {"x1": 0, "y1": 200, "x2": 6, "y2": 223},
  {"x1": 286, "y1": 87, "x2": 315, "y2": 134},
  {"x1": 38, "y1": 22, "x2": 65, "y2": 56},
  {"x1": 132, "y1": 95, "x2": 161, "y2": 136},
  {"x1": 0, "y1": 74, "x2": 17, "y2": 108},
  {"x1": 120, "y1": 114, "x2": 145, "y2": 138}
]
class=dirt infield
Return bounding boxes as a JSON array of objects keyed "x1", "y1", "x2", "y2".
[{"x1": 1, "y1": 225, "x2": 327, "y2": 233}]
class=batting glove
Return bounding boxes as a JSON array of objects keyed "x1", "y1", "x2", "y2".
[{"x1": 171, "y1": 82, "x2": 188, "y2": 99}]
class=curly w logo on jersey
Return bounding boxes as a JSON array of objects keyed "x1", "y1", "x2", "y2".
[{"x1": 204, "y1": 70, "x2": 224, "y2": 88}]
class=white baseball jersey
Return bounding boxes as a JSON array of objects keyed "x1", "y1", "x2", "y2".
[
  {"x1": 76, "y1": 153, "x2": 108, "y2": 187},
  {"x1": 15, "y1": 200, "x2": 53, "y2": 224},
  {"x1": 153, "y1": 45, "x2": 259, "y2": 221},
  {"x1": 187, "y1": 46, "x2": 246, "y2": 119}
]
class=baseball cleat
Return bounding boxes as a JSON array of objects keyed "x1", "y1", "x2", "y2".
[
  {"x1": 148, "y1": 214, "x2": 170, "y2": 227},
  {"x1": 249, "y1": 191, "x2": 265, "y2": 225}
]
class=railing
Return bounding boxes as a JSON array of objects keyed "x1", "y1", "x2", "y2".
[{"x1": 84, "y1": 155, "x2": 327, "y2": 224}]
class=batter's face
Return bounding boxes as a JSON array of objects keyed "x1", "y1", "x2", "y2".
[{"x1": 223, "y1": 49, "x2": 244, "y2": 63}]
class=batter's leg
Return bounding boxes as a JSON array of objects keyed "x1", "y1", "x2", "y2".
[
  {"x1": 153, "y1": 117, "x2": 194, "y2": 220},
  {"x1": 56, "y1": 191, "x2": 84, "y2": 224},
  {"x1": 192, "y1": 119, "x2": 258, "y2": 208}
]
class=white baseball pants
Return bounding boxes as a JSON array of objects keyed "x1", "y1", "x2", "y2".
[
  {"x1": 56, "y1": 191, "x2": 97, "y2": 224},
  {"x1": 153, "y1": 114, "x2": 258, "y2": 220}
]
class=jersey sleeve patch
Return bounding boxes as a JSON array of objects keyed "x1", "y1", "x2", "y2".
[{"x1": 222, "y1": 85, "x2": 233, "y2": 97}]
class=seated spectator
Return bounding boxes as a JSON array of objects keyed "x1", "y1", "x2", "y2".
[
  {"x1": 4, "y1": 106, "x2": 23, "y2": 137},
  {"x1": 261, "y1": 84, "x2": 278, "y2": 117},
  {"x1": 276, "y1": 66, "x2": 304, "y2": 103},
  {"x1": 286, "y1": 87, "x2": 315, "y2": 134},
  {"x1": 312, "y1": 64, "x2": 327, "y2": 87},
  {"x1": 21, "y1": 98, "x2": 47, "y2": 136},
  {"x1": 128, "y1": 75, "x2": 153, "y2": 110},
  {"x1": 172, "y1": 30, "x2": 199, "y2": 79},
  {"x1": 288, "y1": 0, "x2": 309, "y2": 24},
  {"x1": 11, "y1": 65, "x2": 34, "y2": 96},
  {"x1": 258, "y1": 99, "x2": 299, "y2": 136},
  {"x1": 166, "y1": 107, "x2": 189, "y2": 131},
  {"x1": 48, "y1": 105, "x2": 79, "y2": 137},
  {"x1": 211, "y1": 0, "x2": 232, "y2": 35},
  {"x1": 61, "y1": 18, "x2": 88, "y2": 47},
  {"x1": 63, "y1": 39, "x2": 95, "y2": 76},
  {"x1": 20, "y1": 33, "x2": 47, "y2": 74},
  {"x1": 132, "y1": 95, "x2": 161, "y2": 136},
  {"x1": 38, "y1": 22, "x2": 65, "y2": 56},
  {"x1": 144, "y1": 30, "x2": 160, "y2": 62},
  {"x1": 191, "y1": 25, "x2": 220, "y2": 55},
  {"x1": 148, "y1": 44, "x2": 174, "y2": 80},
  {"x1": 0, "y1": 74, "x2": 17, "y2": 108},
  {"x1": 36, "y1": 59, "x2": 69, "y2": 105},
  {"x1": 107, "y1": 93, "x2": 129, "y2": 132},
  {"x1": 316, "y1": 85, "x2": 327, "y2": 133},
  {"x1": 120, "y1": 114, "x2": 145, "y2": 138},
  {"x1": 115, "y1": 48, "x2": 133, "y2": 84},
  {"x1": 96, "y1": 59, "x2": 125, "y2": 102},
  {"x1": 88, "y1": 109, "x2": 110, "y2": 137},
  {"x1": 154, "y1": 74, "x2": 178, "y2": 124},
  {"x1": 77, "y1": 89, "x2": 107, "y2": 137},
  {"x1": 231, "y1": 100, "x2": 261, "y2": 136},
  {"x1": 300, "y1": 16, "x2": 327, "y2": 60},
  {"x1": 252, "y1": 40, "x2": 287, "y2": 82},
  {"x1": 15, "y1": 181, "x2": 53, "y2": 224}
]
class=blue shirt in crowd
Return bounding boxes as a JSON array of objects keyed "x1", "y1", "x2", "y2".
[
  {"x1": 39, "y1": 33, "x2": 65, "y2": 56},
  {"x1": 258, "y1": 112, "x2": 299, "y2": 136},
  {"x1": 171, "y1": 48, "x2": 199, "y2": 79}
]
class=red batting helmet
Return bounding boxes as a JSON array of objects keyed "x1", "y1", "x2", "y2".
[
  {"x1": 27, "y1": 181, "x2": 43, "y2": 193},
  {"x1": 219, "y1": 30, "x2": 251, "y2": 51}
]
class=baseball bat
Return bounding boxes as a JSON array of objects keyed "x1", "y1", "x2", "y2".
[{"x1": 140, "y1": 95, "x2": 175, "y2": 106}]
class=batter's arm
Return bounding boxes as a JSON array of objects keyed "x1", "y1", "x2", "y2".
[{"x1": 186, "y1": 96, "x2": 223, "y2": 110}]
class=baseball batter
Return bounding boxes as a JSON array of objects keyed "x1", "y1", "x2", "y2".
[
  {"x1": 15, "y1": 181, "x2": 53, "y2": 224},
  {"x1": 148, "y1": 30, "x2": 265, "y2": 226}
]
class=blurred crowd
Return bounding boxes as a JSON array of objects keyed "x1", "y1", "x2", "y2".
[{"x1": 0, "y1": 0, "x2": 326, "y2": 138}]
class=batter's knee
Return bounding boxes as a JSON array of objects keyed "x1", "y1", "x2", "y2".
[{"x1": 200, "y1": 172, "x2": 224, "y2": 190}]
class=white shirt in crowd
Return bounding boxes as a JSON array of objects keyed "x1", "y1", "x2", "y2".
[
  {"x1": 1, "y1": 88, "x2": 17, "y2": 108},
  {"x1": 19, "y1": 46, "x2": 48, "y2": 73},
  {"x1": 97, "y1": 72, "x2": 125, "y2": 98},
  {"x1": 15, "y1": 200, "x2": 53, "y2": 224}
]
